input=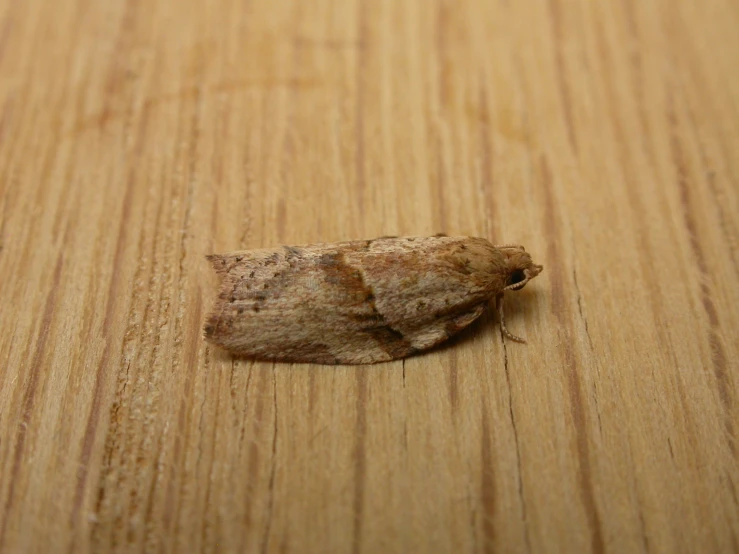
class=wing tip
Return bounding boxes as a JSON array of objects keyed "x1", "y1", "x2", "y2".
[
  {"x1": 205, "y1": 253, "x2": 232, "y2": 276},
  {"x1": 202, "y1": 310, "x2": 219, "y2": 340}
]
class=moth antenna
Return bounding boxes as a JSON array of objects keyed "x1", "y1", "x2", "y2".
[
  {"x1": 503, "y1": 277, "x2": 529, "y2": 292},
  {"x1": 497, "y1": 294, "x2": 527, "y2": 343}
]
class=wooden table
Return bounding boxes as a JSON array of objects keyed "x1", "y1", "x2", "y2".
[{"x1": 1, "y1": 0, "x2": 737, "y2": 552}]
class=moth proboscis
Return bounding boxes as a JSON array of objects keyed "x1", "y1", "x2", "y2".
[{"x1": 204, "y1": 235, "x2": 543, "y2": 364}]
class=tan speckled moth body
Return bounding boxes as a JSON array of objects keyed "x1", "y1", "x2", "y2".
[{"x1": 204, "y1": 236, "x2": 543, "y2": 364}]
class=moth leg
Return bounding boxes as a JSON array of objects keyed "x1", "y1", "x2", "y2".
[{"x1": 496, "y1": 294, "x2": 526, "y2": 343}]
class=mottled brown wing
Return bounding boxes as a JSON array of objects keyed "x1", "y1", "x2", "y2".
[
  {"x1": 399, "y1": 304, "x2": 485, "y2": 351},
  {"x1": 204, "y1": 236, "x2": 500, "y2": 364}
]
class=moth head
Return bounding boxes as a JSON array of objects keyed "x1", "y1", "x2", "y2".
[{"x1": 499, "y1": 245, "x2": 543, "y2": 292}]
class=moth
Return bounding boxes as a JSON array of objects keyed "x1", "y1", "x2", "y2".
[{"x1": 204, "y1": 236, "x2": 543, "y2": 364}]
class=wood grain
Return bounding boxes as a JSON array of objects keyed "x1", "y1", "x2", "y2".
[{"x1": 1, "y1": 0, "x2": 738, "y2": 552}]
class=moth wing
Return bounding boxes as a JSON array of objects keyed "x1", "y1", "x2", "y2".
[
  {"x1": 205, "y1": 237, "x2": 499, "y2": 364},
  {"x1": 204, "y1": 246, "x2": 308, "y2": 350},
  {"x1": 205, "y1": 243, "x2": 407, "y2": 364},
  {"x1": 403, "y1": 304, "x2": 486, "y2": 351},
  {"x1": 352, "y1": 236, "x2": 501, "y2": 327},
  {"x1": 321, "y1": 303, "x2": 486, "y2": 364},
  {"x1": 206, "y1": 248, "x2": 279, "y2": 276}
]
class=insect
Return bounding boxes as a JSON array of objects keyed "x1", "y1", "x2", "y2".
[{"x1": 204, "y1": 235, "x2": 543, "y2": 364}]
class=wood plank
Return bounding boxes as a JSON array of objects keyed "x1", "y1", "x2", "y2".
[{"x1": 0, "y1": 0, "x2": 737, "y2": 552}]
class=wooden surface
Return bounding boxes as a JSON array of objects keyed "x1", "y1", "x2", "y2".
[{"x1": 1, "y1": 0, "x2": 738, "y2": 552}]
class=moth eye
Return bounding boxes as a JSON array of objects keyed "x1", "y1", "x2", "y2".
[{"x1": 507, "y1": 270, "x2": 526, "y2": 287}]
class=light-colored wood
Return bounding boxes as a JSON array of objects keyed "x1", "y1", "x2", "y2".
[{"x1": 1, "y1": 0, "x2": 737, "y2": 552}]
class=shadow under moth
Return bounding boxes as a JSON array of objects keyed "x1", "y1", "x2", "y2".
[{"x1": 204, "y1": 236, "x2": 543, "y2": 364}]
